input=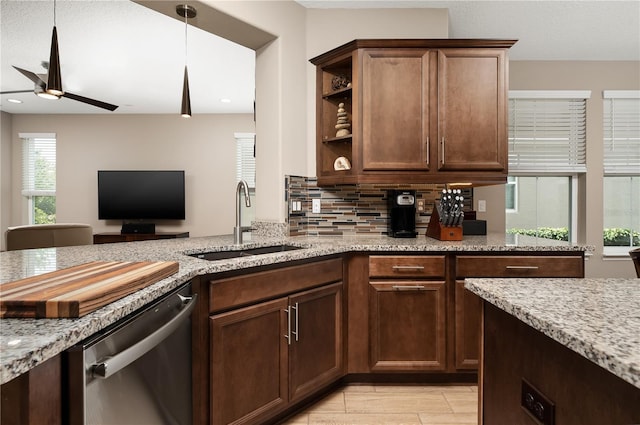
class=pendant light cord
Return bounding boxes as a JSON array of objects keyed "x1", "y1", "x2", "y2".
[
  {"x1": 184, "y1": 8, "x2": 188, "y2": 67},
  {"x1": 53, "y1": 0, "x2": 56, "y2": 26}
]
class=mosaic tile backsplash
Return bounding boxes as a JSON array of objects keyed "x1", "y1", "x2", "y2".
[{"x1": 285, "y1": 176, "x2": 472, "y2": 237}]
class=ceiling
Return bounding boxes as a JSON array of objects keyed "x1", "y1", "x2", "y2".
[{"x1": 1, "y1": 0, "x2": 638, "y2": 115}]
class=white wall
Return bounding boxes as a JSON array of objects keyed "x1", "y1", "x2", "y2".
[{"x1": 6, "y1": 113, "x2": 254, "y2": 238}]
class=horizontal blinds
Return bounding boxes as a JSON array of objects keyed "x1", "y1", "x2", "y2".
[
  {"x1": 22, "y1": 136, "x2": 56, "y2": 196},
  {"x1": 236, "y1": 133, "x2": 256, "y2": 189},
  {"x1": 603, "y1": 94, "x2": 640, "y2": 175},
  {"x1": 508, "y1": 96, "x2": 587, "y2": 173}
]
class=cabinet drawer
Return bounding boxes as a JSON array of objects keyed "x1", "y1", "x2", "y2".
[
  {"x1": 456, "y1": 255, "x2": 584, "y2": 278},
  {"x1": 210, "y1": 258, "x2": 342, "y2": 313},
  {"x1": 369, "y1": 255, "x2": 446, "y2": 278}
]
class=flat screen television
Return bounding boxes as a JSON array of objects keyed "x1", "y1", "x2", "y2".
[{"x1": 98, "y1": 170, "x2": 185, "y2": 233}]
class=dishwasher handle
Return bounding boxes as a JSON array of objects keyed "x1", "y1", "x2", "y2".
[{"x1": 92, "y1": 293, "x2": 198, "y2": 379}]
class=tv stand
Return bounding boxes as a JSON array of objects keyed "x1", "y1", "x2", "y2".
[{"x1": 93, "y1": 232, "x2": 189, "y2": 244}]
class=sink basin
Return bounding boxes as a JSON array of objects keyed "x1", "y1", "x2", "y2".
[{"x1": 190, "y1": 245, "x2": 302, "y2": 261}]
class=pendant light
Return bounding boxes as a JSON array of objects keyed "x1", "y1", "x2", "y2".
[
  {"x1": 46, "y1": 0, "x2": 63, "y2": 97},
  {"x1": 176, "y1": 4, "x2": 196, "y2": 118}
]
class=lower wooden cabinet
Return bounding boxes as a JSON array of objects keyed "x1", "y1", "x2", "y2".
[
  {"x1": 368, "y1": 255, "x2": 447, "y2": 372},
  {"x1": 454, "y1": 280, "x2": 482, "y2": 370},
  {"x1": 454, "y1": 253, "x2": 585, "y2": 371},
  {"x1": 210, "y1": 282, "x2": 343, "y2": 425},
  {"x1": 369, "y1": 281, "x2": 446, "y2": 371}
]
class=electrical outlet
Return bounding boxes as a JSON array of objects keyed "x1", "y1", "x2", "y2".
[
  {"x1": 312, "y1": 199, "x2": 321, "y2": 214},
  {"x1": 521, "y1": 379, "x2": 555, "y2": 425},
  {"x1": 478, "y1": 200, "x2": 487, "y2": 212},
  {"x1": 417, "y1": 200, "x2": 425, "y2": 212}
]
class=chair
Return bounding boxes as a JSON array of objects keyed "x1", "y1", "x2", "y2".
[
  {"x1": 5, "y1": 223, "x2": 93, "y2": 251},
  {"x1": 630, "y1": 248, "x2": 640, "y2": 278}
]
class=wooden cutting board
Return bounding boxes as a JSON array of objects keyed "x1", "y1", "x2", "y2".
[{"x1": 0, "y1": 261, "x2": 179, "y2": 318}]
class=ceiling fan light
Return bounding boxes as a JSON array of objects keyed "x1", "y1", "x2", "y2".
[
  {"x1": 35, "y1": 84, "x2": 60, "y2": 100},
  {"x1": 181, "y1": 66, "x2": 191, "y2": 118},
  {"x1": 46, "y1": 26, "x2": 63, "y2": 96}
]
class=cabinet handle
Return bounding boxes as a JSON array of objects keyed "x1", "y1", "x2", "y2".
[
  {"x1": 284, "y1": 306, "x2": 291, "y2": 345},
  {"x1": 291, "y1": 302, "x2": 299, "y2": 342},
  {"x1": 505, "y1": 265, "x2": 540, "y2": 270},
  {"x1": 392, "y1": 265, "x2": 425, "y2": 270},
  {"x1": 392, "y1": 285, "x2": 426, "y2": 291},
  {"x1": 425, "y1": 137, "x2": 429, "y2": 164},
  {"x1": 441, "y1": 137, "x2": 445, "y2": 165}
]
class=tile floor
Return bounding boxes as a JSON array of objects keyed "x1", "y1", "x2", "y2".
[{"x1": 279, "y1": 384, "x2": 478, "y2": 425}]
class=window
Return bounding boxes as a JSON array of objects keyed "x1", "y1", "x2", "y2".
[
  {"x1": 505, "y1": 176, "x2": 517, "y2": 212},
  {"x1": 506, "y1": 91, "x2": 590, "y2": 243},
  {"x1": 235, "y1": 132, "x2": 255, "y2": 189},
  {"x1": 603, "y1": 91, "x2": 640, "y2": 255},
  {"x1": 235, "y1": 132, "x2": 255, "y2": 227},
  {"x1": 21, "y1": 133, "x2": 56, "y2": 224}
]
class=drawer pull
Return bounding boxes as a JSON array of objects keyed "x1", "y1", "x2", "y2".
[
  {"x1": 392, "y1": 285, "x2": 425, "y2": 291},
  {"x1": 505, "y1": 265, "x2": 540, "y2": 270},
  {"x1": 392, "y1": 265, "x2": 425, "y2": 270}
]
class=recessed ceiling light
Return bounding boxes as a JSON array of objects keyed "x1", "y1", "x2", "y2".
[
  {"x1": 220, "y1": 98, "x2": 232, "y2": 103},
  {"x1": 7, "y1": 98, "x2": 23, "y2": 104}
]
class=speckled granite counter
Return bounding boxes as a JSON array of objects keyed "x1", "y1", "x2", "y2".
[
  {"x1": 465, "y1": 278, "x2": 640, "y2": 389},
  {"x1": 0, "y1": 233, "x2": 589, "y2": 384}
]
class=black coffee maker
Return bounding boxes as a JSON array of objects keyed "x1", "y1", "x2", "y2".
[{"x1": 388, "y1": 190, "x2": 417, "y2": 238}]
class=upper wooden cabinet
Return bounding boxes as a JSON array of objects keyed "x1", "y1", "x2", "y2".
[{"x1": 310, "y1": 39, "x2": 516, "y2": 186}]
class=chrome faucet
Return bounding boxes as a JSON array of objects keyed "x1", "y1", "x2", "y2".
[{"x1": 234, "y1": 180, "x2": 252, "y2": 245}]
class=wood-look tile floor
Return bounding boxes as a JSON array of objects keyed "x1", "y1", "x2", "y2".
[{"x1": 280, "y1": 384, "x2": 478, "y2": 425}]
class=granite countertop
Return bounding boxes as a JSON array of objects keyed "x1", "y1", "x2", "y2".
[
  {"x1": 0, "y1": 232, "x2": 589, "y2": 384},
  {"x1": 465, "y1": 278, "x2": 640, "y2": 390}
]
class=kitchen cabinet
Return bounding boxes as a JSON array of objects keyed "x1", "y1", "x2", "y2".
[
  {"x1": 437, "y1": 49, "x2": 507, "y2": 172},
  {"x1": 454, "y1": 254, "x2": 585, "y2": 371},
  {"x1": 368, "y1": 255, "x2": 447, "y2": 371},
  {"x1": 482, "y1": 303, "x2": 640, "y2": 424},
  {"x1": 310, "y1": 39, "x2": 516, "y2": 186},
  {"x1": 209, "y1": 258, "x2": 343, "y2": 425}
]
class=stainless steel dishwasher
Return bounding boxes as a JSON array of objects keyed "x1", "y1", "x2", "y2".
[{"x1": 66, "y1": 281, "x2": 197, "y2": 425}]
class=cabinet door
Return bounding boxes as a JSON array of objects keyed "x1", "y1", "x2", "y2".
[
  {"x1": 454, "y1": 280, "x2": 482, "y2": 370},
  {"x1": 210, "y1": 298, "x2": 289, "y2": 425},
  {"x1": 288, "y1": 282, "x2": 343, "y2": 403},
  {"x1": 437, "y1": 49, "x2": 507, "y2": 171},
  {"x1": 369, "y1": 281, "x2": 446, "y2": 371},
  {"x1": 362, "y1": 49, "x2": 431, "y2": 171}
]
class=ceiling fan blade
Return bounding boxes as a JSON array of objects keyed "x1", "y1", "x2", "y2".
[
  {"x1": 13, "y1": 66, "x2": 46, "y2": 86},
  {"x1": 62, "y1": 91, "x2": 119, "y2": 111},
  {"x1": 0, "y1": 89, "x2": 33, "y2": 94}
]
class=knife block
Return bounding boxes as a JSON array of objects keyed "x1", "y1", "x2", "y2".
[{"x1": 426, "y1": 205, "x2": 463, "y2": 241}]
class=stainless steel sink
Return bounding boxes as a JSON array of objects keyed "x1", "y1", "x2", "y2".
[{"x1": 190, "y1": 244, "x2": 302, "y2": 261}]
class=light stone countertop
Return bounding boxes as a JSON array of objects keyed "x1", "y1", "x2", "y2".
[
  {"x1": 0, "y1": 233, "x2": 590, "y2": 384},
  {"x1": 465, "y1": 277, "x2": 640, "y2": 390}
]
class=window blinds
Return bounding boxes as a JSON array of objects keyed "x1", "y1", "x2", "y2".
[
  {"x1": 235, "y1": 133, "x2": 256, "y2": 189},
  {"x1": 508, "y1": 91, "x2": 589, "y2": 173},
  {"x1": 603, "y1": 91, "x2": 640, "y2": 175},
  {"x1": 21, "y1": 135, "x2": 56, "y2": 197}
]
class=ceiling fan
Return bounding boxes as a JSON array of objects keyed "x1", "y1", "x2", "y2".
[{"x1": 1, "y1": 62, "x2": 119, "y2": 112}]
